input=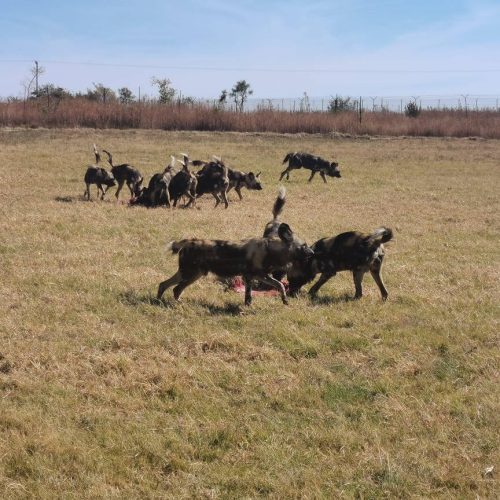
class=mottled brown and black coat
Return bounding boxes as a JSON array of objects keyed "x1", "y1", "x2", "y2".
[
  {"x1": 287, "y1": 228, "x2": 393, "y2": 299},
  {"x1": 103, "y1": 150, "x2": 143, "y2": 199},
  {"x1": 157, "y1": 221, "x2": 313, "y2": 305},
  {"x1": 279, "y1": 152, "x2": 341, "y2": 183}
]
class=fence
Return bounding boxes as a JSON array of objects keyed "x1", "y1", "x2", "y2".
[{"x1": 230, "y1": 95, "x2": 500, "y2": 113}]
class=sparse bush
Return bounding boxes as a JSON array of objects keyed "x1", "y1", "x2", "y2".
[
  {"x1": 328, "y1": 95, "x2": 356, "y2": 113},
  {"x1": 405, "y1": 100, "x2": 421, "y2": 118}
]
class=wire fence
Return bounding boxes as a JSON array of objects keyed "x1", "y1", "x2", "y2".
[{"x1": 219, "y1": 95, "x2": 500, "y2": 113}]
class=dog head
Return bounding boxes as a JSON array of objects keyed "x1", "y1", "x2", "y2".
[
  {"x1": 101, "y1": 168, "x2": 116, "y2": 187},
  {"x1": 244, "y1": 171, "x2": 263, "y2": 190},
  {"x1": 278, "y1": 223, "x2": 314, "y2": 261},
  {"x1": 328, "y1": 162, "x2": 341, "y2": 178}
]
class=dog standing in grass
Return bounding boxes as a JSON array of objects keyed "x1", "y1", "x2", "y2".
[
  {"x1": 157, "y1": 189, "x2": 313, "y2": 305},
  {"x1": 279, "y1": 152, "x2": 341, "y2": 183},
  {"x1": 287, "y1": 228, "x2": 393, "y2": 300}
]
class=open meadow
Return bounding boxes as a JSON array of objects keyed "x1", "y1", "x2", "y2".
[{"x1": 0, "y1": 128, "x2": 498, "y2": 498}]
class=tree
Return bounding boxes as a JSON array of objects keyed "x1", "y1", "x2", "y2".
[
  {"x1": 229, "y1": 80, "x2": 253, "y2": 112},
  {"x1": 328, "y1": 95, "x2": 356, "y2": 113},
  {"x1": 118, "y1": 87, "x2": 135, "y2": 104},
  {"x1": 151, "y1": 77, "x2": 176, "y2": 103},
  {"x1": 34, "y1": 83, "x2": 72, "y2": 100},
  {"x1": 21, "y1": 61, "x2": 45, "y2": 100},
  {"x1": 85, "y1": 83, "x2": 116, "y2": 103}
]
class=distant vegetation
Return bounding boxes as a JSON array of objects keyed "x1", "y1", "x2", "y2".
[{"x1": 1, "y1": 98, "x2": 499, "y2": 138}]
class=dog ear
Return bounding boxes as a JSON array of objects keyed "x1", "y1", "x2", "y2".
[
  {"x1": 256, "y1": 171, "x2": 261, "y2": 177},
  {"x1": 278, "y1": 223, "x2": 293, "y2": 244}
]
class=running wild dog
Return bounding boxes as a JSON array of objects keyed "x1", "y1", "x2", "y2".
[
  {"x1": 279, "y1": 152, "x2": 341, "y2": 183},
  {"x1": 103, "y1": 150, "x2": 143, "y2": 200},
  {"x1": 83, "y1": 144, "x2": 116, "y2": 200},
  {"x1": 228, "y1": 169, "x2": 262, "y2": 200},
  {"x1": 157, "y1": 189, "x2": 314, "y2": 305},
  {"x1": 287, "y1": 228, "x2": 393, "y2": 300}
]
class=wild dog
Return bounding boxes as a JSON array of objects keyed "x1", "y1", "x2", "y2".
[
  {"x1": 195, "y1": 157, "x2": 230, "y2": 208},
  {"x1": 103, "y1": 150, "x2": 143, "y2": 200},
  {"x1": 168, "y1": 154, "x2": 197, "y2": 207},
  {"x1": 83, "y1": 144, "x2": 116, "y2": 200},
  {"x1": 279, "y1": 152, "x2": 341, "y2": 183},
  {"x1": 287, "y1": 228, "x2": 393, "y2": 300},
  {"x1": 228, "y1": 169, "x2": 262, "y2": 200},
  {"x1": 84, "y1": 167, "x2": 116, "y2": 200},
  {"x1": 157, "y1": 189, "x2": 313, "y2": 305},
  {"x1": 133, "y1": 156, "x2": 177, "y2": 207}
]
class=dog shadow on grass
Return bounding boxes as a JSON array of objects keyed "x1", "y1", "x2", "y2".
[
  {"x1": 117, "y1": 291, "x2": 243, "y2": 315},
  {"x1": 55, "y1": 195, "x2": 79, "y2": 203},
  {"x1": 196, "y1": 300, "x2": 244, "y2": 316},
  {"x1": 118, "y1": 290, "x2": 176, "y2": 309},
  {"x1": 308, "y1": 293, "x2": 356, "y2": 306}
]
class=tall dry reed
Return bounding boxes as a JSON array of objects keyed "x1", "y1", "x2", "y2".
[{"x1": 1, "y1": 99, "x2": 499, "y2": 138}]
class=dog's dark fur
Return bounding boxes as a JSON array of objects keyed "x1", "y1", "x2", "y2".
[
  {"x1": 157, "y1": 190, "x2": 313, "y2": 305},
  {"x1": 168, "y1": 155, "x2": 197, "y2": 207},
  {"x1": 103, "y1": 150, "x2": 143, "y2": 200},
  {"x1": 228, "y1": 169, "x2": 262, "y2": 200},
  {"x1": 83, "y1": 144, "x2": 115, "y2": 200},
  {"x1": 287, "y1": 228, "x2": 393, "y2": 300},
  {"x1": 83, "y1": 166, "x2": 116, "y2": 200},
  {"x1": 279, "y1": 152, "x2": 341, "y2": 183},
  {"x1": 132, "y1": 156, "x2": 177, "y2": 208},
  {"x1": 195, "y1": 158, "x2": 230, "y2": 208}
]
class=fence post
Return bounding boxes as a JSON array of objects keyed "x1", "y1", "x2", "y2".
[{"x1": 359, "y1": 96, "x2": 362, "y2": 123}]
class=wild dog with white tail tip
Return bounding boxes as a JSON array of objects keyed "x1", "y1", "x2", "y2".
[
  {"x1": 157, "y1": 189, "x2": 313, "y2": 305},
  {"x1": 287, "y1": 227, "x2": 393, "y2": 300}
]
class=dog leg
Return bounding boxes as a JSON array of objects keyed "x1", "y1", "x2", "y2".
[
  {"x1": 308, "y1": 271, "x2": 335, "y2": 297},
  {"x1": 235, "y1": 186, "x2": 243, "y2": 200},
  {"x1": 157, "y1": 271, "x2": 182, "y2": 299},
  {"x1": 221, "y1": 190, "x2": 229, "y2": 209},
  {"x1": 353, "y1": 271, "x2": 365, "y2": 299},
  {"x1": 370, "y1": 268, "x2": 388, "y2": 300},
  {"x1": 257, "y1": 275, "x2": 288, "y2": 305},
  {"x1": 173, "y1": 272, "x2": 203, "y2": 301},
  {"x1": 308, "y1": 170, "x2": 317, "y2": 182},
  {"x1": 84, "y1": 184, "x2": 90, "y2": 200},
  {"x1": 212, "y1": 193, "x2": 221, "y2": 208},
  {"x1": 243, "y1": 276, "x2": 253, "y2": 306},
  {"x1": 320, "y1": 172, "x2": 327, "y2": 183},
  {"x1": 115, "y1": 181, "x2": 124, "y2": 200},
  {"x1": 279, "y1": 169, "x2": 288, "y2": 181}
]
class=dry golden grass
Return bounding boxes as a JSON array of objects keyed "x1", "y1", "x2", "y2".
[{"x1": 0, "y1": 129, "x2": 499, "y2": 498}]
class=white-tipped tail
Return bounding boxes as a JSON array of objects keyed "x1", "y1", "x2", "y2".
[
  {"x1": 165, "y1": 240, "x2": 174, "y2": 252},
  {"x1": 278, "y1": 185, "x2": 286, "y2": 199}
]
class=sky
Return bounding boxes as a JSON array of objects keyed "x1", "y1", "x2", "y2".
[{"x1": 1, "y1": 0, "x2": 499, "y2": 99}]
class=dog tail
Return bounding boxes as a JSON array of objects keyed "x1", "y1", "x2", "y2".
[
  {"x1": 282, "y1": 152, "x2": 293, "y2": 164},
  {"x1": 368, "y1": 227, "x2": 393, "y2": 246},
  {"x1": 166, "y1": 239, "x2": 189, "y2": 254},
  {"x1": 272, "y1": 186, "x2": 286, "y2": 220}
]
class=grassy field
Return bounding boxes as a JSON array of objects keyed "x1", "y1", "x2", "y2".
[{"x1": 0, "y1": 128, "x2": 498, "y2": 498}]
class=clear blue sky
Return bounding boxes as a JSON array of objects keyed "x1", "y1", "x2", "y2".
[{"x1": 1, "y1": 0, "x2": 499, "y2": 98}]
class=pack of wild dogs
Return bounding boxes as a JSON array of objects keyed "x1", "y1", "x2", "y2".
[{"x1": 83, "y1": 146, "x2": 392, "y2": 306}]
